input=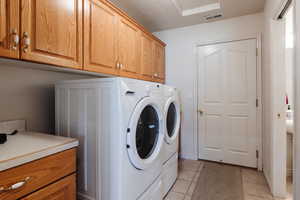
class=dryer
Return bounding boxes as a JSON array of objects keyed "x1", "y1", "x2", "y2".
[
  {"x1": 55, "y1": 78, "x2": 164, "y2": 200},
  {"x1": 162, "y1": 85, "x2": 181, "y2": 197}
]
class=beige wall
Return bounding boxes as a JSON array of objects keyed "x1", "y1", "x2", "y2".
[{"x1": 0, "y1": 59, "x2": 95, "y2": 133}]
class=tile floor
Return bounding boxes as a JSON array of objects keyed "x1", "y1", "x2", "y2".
[
  {"x1": 164, "y1": 159, "x2": 293, "y2": 200},
  {"x1": 164, "y1": 159, "x2": 204, "y2": 200}
]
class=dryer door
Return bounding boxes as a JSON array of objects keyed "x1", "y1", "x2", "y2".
[
  {"x1": 127, "y1": 97, "x2": 164, "y2": 170},
  {"x1": 165, "y1": 96, "x2": 181, "y2": 144}
]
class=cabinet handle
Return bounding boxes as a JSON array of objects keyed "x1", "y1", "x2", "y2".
[
  {"x1": 22, "y1": 32, "x2": 30, "y2": 53},
  {"x1": 154, "y1": 73, "x2": 158, "y2": 77},
  {"x1": 11, "y1": 29, "x2": 19, "y2": 51},
  {"x1": 120, "y1": 64, "x2": 123, "y2": 69},
  {"x1": 0, "y1": 177, "x2": 31, "y2": 193},
  {"x1": 116, "y1": 62, "x2": 120, "y2": 69}
]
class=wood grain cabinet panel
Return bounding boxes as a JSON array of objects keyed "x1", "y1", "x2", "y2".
[
  {"x1": 21, "y1": 0, "x2": 83, "y2": 69},
  {"x1": 153, "y1": 41, "x2": 165, "y2": 82},
  {"x1": 20, "y1": 174, "x2": 76, "y2": 200},
  {"x1": 0, "y1": 149, "x2": 76, "y2": 200},
  {"x1": 118, "y1": 17, "x2": 141, "y2": 78},
  {"x1": 140, "y1": 33, "x2": 154, "y2": 80},
  {"x1": 0, "y1": 0, "x2": 20, "y2": 58},
  {"x1": 0, "y1": 0, "x2": 166, "y2": 82},
  {"x1": 84, "y1": 0, "x2": 118, "y2": 75}
]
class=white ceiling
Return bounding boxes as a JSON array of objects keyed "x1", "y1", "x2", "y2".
[{"x1": 108, "y1": 0, "x2": 265, "y2": 32}]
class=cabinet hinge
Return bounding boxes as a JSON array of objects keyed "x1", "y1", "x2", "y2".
[{"x1": 256, "y1": 150, "x2": 259, "y2": 159}]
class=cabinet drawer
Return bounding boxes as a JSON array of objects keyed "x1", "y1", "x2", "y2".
[
  {"x1": 21, "y1": 174, "x2": 76, "y2": 200},
  {"x1": 0, "y1": 148, "x2": 76, "y2": 200}
]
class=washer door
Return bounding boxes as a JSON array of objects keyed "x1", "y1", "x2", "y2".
[
  {"x1": 127, "y1": 97, "x2": 164, "y2": 170},
  {"x1": 165, "y1": 96, "x2": 181, "y2": 144}
]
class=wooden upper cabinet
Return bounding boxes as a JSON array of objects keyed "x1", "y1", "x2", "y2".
[
  {"x1": 153, "y1": 41, "x2": 165, "y2": 81},
  {"x1": 0, "y1": 0, "x2": 165, "y2": 82},
  {"x1": 118, "y1": 17, "x2": 141, "y2": 78},
  {"x1": 0, "y1": 0, "x2": 20, "y2": 59},
  {"x1": 140, "y1": 33, "x2": 154, "y2": 79},
  {"x1": 84, "y1": 0, "x2": 118, "y2": 75},
  {"x1": 21, "y1": 0, "x2": 83, "y2": 69}
]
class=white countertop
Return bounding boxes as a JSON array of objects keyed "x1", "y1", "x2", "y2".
[{"x1": 0, "y1": 132, "x2": 78, "y2": 172}]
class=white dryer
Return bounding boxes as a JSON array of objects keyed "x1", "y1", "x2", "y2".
[
  {"x1": 162, "y1": 85, "x2": 181, "y2": 197},
  {"x1": 55, "y1": 78, "x2": 164, "y2": 200}
]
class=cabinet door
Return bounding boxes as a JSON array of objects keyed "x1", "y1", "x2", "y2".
[
  {"x1": 84, "y1": 0, "x2": 119, "y2": 75},
  {"x1": 140, "y1": 33, "x2": 153, "y2": 80},
  {"x1": 21, "y1": 0, "x2": 82, "y2": 69},
  {"x1": 153, "y1": 42, "x2": 165, "y2": 81},
  {"x1": 0, "y1": 0, "x2": 19, "y2": 58},
  {"x1": 21, "y1": 174, "x2": 76, "y2": 200},
  {"x1": 118, "y1": 17, "x2": 141, "y2": 78},
  {"x1": 0, "y1": 149, "x2": 76, "y2": 200}
]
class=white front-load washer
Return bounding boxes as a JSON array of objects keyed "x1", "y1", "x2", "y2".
[
  {"x1": 55, "y1": 78, "x2": 164, "y2": 200},
  {"x1": 162, "y1": 85, "x2": 181, "y2": 196}
]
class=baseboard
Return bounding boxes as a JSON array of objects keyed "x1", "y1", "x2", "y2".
[{"x1": 263, "y1": 170, "x2": 273, "y2": 194}]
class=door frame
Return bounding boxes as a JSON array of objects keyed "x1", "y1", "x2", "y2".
[
  {"x1": 294, "y1": 1, "x2": 300, "y2": 199},
  {"x1": 269, "y1": 0, "x2": 294, "y2": 197},
  {"x1": 194, "y1": 34, "x2": 263, "y2": 170}
]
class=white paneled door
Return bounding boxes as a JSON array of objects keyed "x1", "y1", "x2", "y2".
[{"x1": 197, "y1": 39, "x2": 257, "y2": 168}]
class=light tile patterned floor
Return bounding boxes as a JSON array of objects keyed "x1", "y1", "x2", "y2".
[
  {"x1": 164, "y1": 159, "x2": 204, "y2": 200},
  {"x1": 164, "y1": 159, "x2": 293, "y2": 200}
]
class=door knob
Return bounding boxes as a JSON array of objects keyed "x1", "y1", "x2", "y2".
[{"x1": 198, "y1": 109, "x2": 204, "y2": 115}]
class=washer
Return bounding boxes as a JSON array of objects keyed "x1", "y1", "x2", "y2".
[
  {"x1": 162, "y1": 85, "x2": 181, "y2": 197},
  {"x1": 55, "y1": 78, "x2": 164, "y2": 200}
]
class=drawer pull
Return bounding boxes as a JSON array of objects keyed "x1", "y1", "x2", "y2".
[
  {"x1": 0, "y1": 177, "x2": 30, "y2": 192},
  {"x1": 11, "y1": 29, "x2": 19, "y2": 51},
  {"x1": 22, "y1": 32, "x2": 30, "y2": 53}
]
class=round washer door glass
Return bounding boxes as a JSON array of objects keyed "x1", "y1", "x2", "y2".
[
  {"x1": 167, "y1": 103, "x2": 177, "y2": 137},
  {"x1": 136, "y1": 105, "x2": 159, "y2": 159}
]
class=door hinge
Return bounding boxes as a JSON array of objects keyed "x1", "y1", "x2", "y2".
[
  {"x1": 256, "y1": 48, "x2": 258, "y2": 56},
  {"x1": 256, "y1": 150, "x2": 259, "y2": 159},
  {"x1": 256, "y1": 99, "x2": 259, "y2": 107}
]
